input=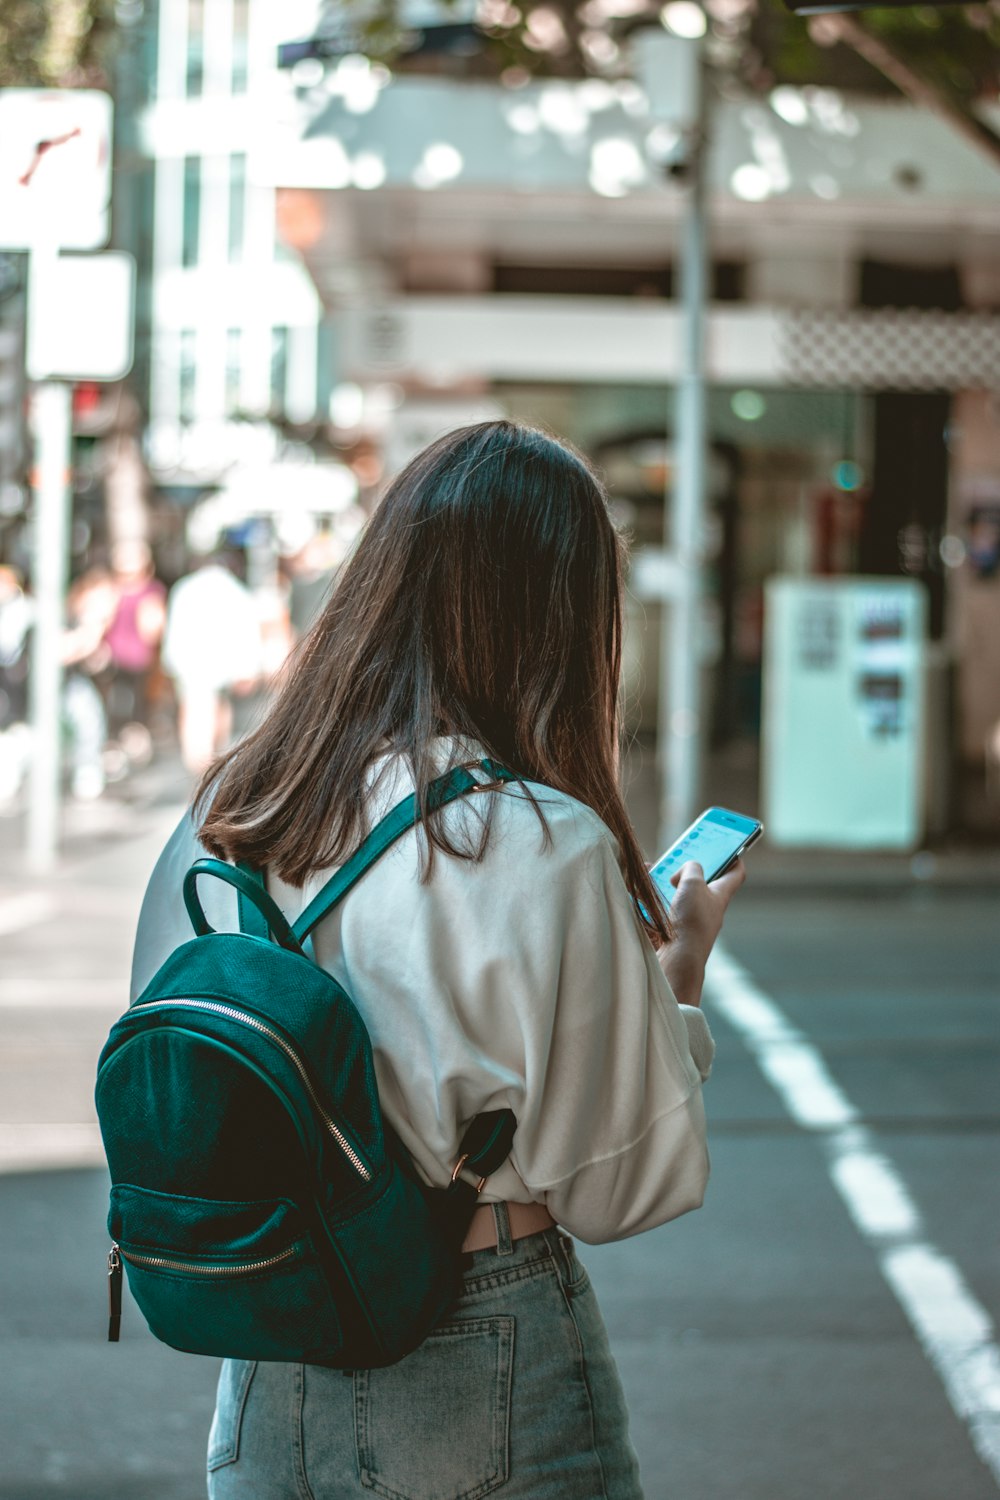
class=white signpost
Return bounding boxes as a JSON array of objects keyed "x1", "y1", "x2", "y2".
[{"x1": 0, "y1": 88, "x2": 135, "y2": 870}]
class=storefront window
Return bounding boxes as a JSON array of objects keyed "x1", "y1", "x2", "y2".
[
  {"x1": 225, "y1": 329, "x2": 242, "y2": 415},
  {"x1": 270, "y1": 327, "x2": 289, "y2": 412},
  {"x1": 182, "y1": 157, "x2": 201, "y2": 268},
  {"x1": 186, "y1": 0, "x2": 204, "y2": 97},
  {"x1": 179, "y1": 330, "x2": 197, "y2": 422},
  {"x1": 232, "y1": 0, "x2": 249, "y2": 93},
  {"x1": 493, "y1": 380, "x2": 869, "y2": 751},
  {"x1": 228, "y1": 154, "x2": 246, "y2": 264}
]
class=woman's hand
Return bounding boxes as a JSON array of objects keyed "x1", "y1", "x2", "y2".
[{"x1": 655, "y1": 860, "x2": 745, "y2": 1008}]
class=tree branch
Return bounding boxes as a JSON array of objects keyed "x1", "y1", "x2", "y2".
[{"x1": 809, "y1": 12, "x2": 1000, "y2": 172}]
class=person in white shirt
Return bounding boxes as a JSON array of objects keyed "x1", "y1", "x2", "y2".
[
  {"x1": 161, "y1": 557, "x2": 262, "y2": 775},
  {"x1": 133, "y1": 419, "x2": 744, "y2": 1500}
]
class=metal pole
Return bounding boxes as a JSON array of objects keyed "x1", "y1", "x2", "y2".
[
  {"x1": 660, "y1": 41, "x2": 708, "y2": 849},
  {"x1": 26, "y1": 380, "x2": 72, "y2": 871}
]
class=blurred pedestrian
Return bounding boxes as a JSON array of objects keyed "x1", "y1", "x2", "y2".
[
  {"x1": 62, "y1": 569, "x2": 117, "y2": 800},
  {"x1": 282, "y1": 526, "x2": 339, "y2": 641},
  {"x1": 0, "y1": 565, "x2": 30, "y2": 729},
  {"x1": 161, "y1": 555, "x2": 262, "y2": 775},
  {"x1": 1, "y1": 566, "x2": 117, "y2": 806},
  {"x1": 0, "y1": 566, "x2": 32, "y2": 808},
  {"x1": 131, "y1": 421, "x2": 743, "y2": 1497},
  {"x1": 103, "y1": 540, "x2": 167, "y2": 756},
  {"x1": 62, "y1": 566, "x2": 117, "y2": 674}
]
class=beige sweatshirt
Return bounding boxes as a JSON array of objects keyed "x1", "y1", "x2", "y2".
[{"x1": 131, "y1": 755, "x2": 715, "y2": 1245}]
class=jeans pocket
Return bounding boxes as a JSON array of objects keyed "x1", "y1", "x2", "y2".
[
  {"x1": 355, "y1": 1316, "x2": 514, "y2": 1500},
  {"x1": 207, "y1": 1359, "x2": 257, "y2": 1472},
  {"x1": 556, "y1": 1232, "x2": 592, "y2": 1298}
]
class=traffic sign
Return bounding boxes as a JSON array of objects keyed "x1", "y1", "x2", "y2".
[
  {"x1": 26, "y1": 251, "x2": 135, "y2": 383},
  {"x1": 0, "y1": 89, "x2": 112, "y2": 252}
]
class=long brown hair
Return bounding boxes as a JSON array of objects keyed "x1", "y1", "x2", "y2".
[{"x1": 196, "y1": 420, "x2": 671, "y2": 943}]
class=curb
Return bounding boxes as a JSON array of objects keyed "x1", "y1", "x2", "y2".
[{"x1": 741, "y1": 851, "x2": 1000, "y2": 892}]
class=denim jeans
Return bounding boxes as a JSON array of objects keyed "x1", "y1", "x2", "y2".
[{"x1": 207, "y1": 1218, "x2": 645, "y2": 1500}]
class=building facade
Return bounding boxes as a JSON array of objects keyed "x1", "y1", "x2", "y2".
[
  {"x1": 257, "y1": 34, "x2": 1000, "y2": 837},
  {"x1": 138, "y1": 0, "x2": 330, "y2": 485},
  {"x1": 132, "y1": 4, "x2": 1000, "y2": 839}
]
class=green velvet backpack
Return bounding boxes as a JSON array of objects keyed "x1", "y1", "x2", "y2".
[{"x1": 95, "y1": 762, "x2": 517, "y2": 1369}]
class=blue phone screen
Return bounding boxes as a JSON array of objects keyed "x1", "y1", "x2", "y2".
[{"x1": 649, "y1": 808, "x2": 757, "y2": 904}]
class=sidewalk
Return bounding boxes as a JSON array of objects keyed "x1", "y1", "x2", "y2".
[
  {"x1": 725, "y1": 840, "x2": 1000, "y2": 889},
  {"x1": 0, "y1": 750, "x2": 191, "y2": 874},
  {"x1": 0, "y1": 756, "x2": 191, "y2": 1175}
]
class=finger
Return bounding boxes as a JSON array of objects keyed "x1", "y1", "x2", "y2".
[
  {"x1": 711, "y1": 859, "x2": 746, "y2": 901},
  {"x1": 670, "y1": 860, "x2": 706, "y2": 889}
]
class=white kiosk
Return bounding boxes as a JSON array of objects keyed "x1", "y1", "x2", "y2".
[{"x1": 762, "y1": 577, "x2": 927, "y2": 849}]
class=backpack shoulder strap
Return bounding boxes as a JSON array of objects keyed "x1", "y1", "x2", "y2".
[
  {"x1": 235, "y1": 862, "x2": 270, "y2": 940},
  {"x1": 290, "y1": 759, "x2": 516, "y2": 946}
]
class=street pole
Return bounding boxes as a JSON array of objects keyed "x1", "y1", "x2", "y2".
[
  {"x1": 659, "y1": 39, "x2": 708, "y2": 849},
  {"x1": 26, "y1": 379, "x2": 72, "y2": 872},
  {"x1": 3, "y1": 95, "x2": 119, "y2": 869}
]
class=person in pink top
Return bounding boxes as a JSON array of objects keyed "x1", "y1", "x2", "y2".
[{"x1": 103, "y1": 541, "x2": 167, "y2": 739}]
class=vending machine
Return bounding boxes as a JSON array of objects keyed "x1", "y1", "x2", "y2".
[{"x1": 762, "y1": 577, "x2": 927, "y2": 849}]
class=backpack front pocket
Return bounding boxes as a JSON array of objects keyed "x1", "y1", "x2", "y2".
[{"x1": 109, "y1": 1185, "x2": 343, "y2": 1362}]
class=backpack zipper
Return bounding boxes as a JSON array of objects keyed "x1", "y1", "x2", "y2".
[
  {"x1": 107, "y1": 1238, "x2": 299, "y2": 1340},
  {"x1": 108, "y1": 1243, "x2": 122, "y2": 1341},
  {"x1": 126, "y1": 997, "x2": 371, "y2": 1180},
  {"x1": 112, "y1": 1239, "x2": 299, "y2": 1276}
]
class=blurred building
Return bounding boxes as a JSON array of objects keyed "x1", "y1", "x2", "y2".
[
  {"x1": 245, "y1": 21, "x2": 1000, "y2": 838},
  {"x1": 123, "y1": 2, "x2": 1000, "y2": 837},
  {"x1": 136, "y1": 0, "x2": 333, "y2": 493}
]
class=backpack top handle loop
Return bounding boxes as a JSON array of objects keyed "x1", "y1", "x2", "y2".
[{"x1": 183, "y1": 858, "x2": 306, "y2": 955}]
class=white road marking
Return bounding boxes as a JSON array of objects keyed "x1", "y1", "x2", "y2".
[
  {"x1": 830, "y1": 1143, "x2": 921, "y2": 1237},
  {"x1": 756, "y1": 1040, "x2": 858, "y2": 1129},
  {"x1": 705, "y1": 944, "x2": 1000, "y2": 1488},
  {"x1": 0, "y1": 891, "x2": 55, "y2": 938}
]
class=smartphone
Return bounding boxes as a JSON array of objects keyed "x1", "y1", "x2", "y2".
[{"x1": 649, "y1": 806, "x2": 762, "y2": 905}]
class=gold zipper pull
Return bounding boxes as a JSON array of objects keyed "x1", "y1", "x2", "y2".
[{"x1": 107, "y1": 1243, "x2": 122, "y2": 1342}]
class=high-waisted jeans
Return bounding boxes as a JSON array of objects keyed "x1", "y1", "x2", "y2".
[{"x1": 207, "y1": 1217, "x2": 645, "y2": 1500}]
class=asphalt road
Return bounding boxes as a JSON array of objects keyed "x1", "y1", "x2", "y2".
[
  {"x1": 1, "y1": 807, "x2": 998, "y2": 1499},
  {"x1": 589, "y1": 884, "x2": 1000, "y2": 1500}
]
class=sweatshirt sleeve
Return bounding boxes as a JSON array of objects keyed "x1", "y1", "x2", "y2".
[
  {"x1": 680, "y1": 1005, "x2": 716, "y2": 1082},
  {"x1": 444, "y1": 796, "x2": 713, "y2": 1245}
]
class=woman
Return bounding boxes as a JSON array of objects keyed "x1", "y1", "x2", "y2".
[{"x1": 131, "y1": 420, "x2": 744, "y2": 1499}]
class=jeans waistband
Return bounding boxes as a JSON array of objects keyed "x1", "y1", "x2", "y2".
[{"x1": 462, "y1": 1201, "x2": 555, "y2": 1254}]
